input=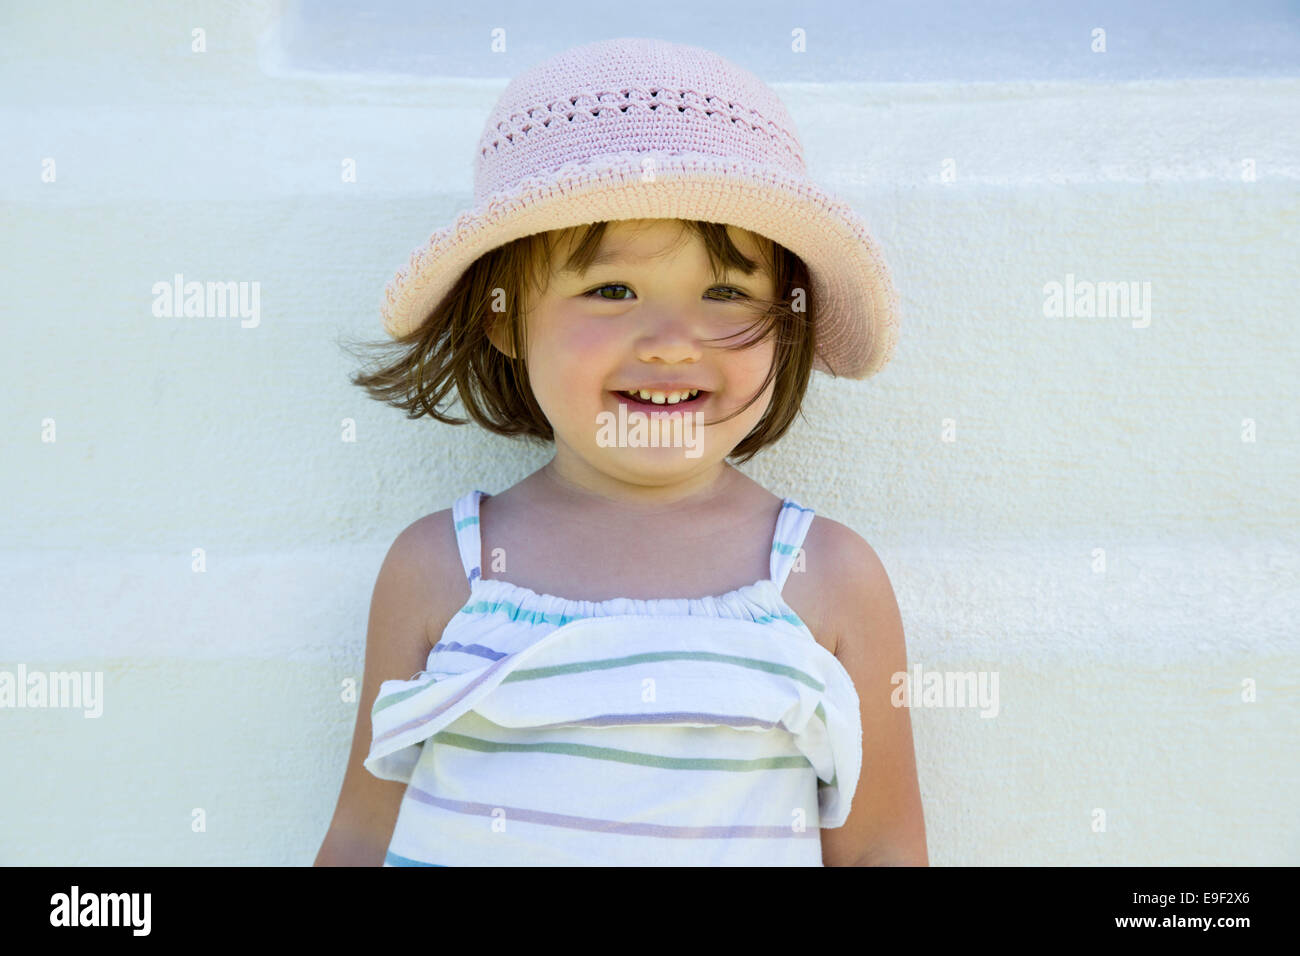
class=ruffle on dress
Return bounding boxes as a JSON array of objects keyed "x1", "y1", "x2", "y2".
[{"x1": 365, "y1": 611, "x2": 862, "y2": 828}]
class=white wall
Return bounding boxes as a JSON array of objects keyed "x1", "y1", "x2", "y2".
[{"x1": 1, "y1": 0, "x2": 1297, "y2": 864}]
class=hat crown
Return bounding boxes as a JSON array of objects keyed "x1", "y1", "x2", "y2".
[{"x1": 474, "y1": 37, "x2": 807, "y2": 206}]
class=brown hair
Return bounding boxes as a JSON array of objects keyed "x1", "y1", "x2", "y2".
[{"x1": 344, "y1": 219, "x2": 820, "y2": 464}]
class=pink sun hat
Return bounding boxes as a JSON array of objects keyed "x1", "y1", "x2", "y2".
[{"x1": 380, "y1": 36, "x2": 900, "y2": 379}]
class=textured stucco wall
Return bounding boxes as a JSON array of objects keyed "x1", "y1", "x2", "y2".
[{"x1": 2, "y1": 0, "x2": 1297, "y2": 864}]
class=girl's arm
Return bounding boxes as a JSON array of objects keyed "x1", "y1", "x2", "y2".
[
  {"x1": 815, "y1": 521, "x2": 930, "y2": 867},
  {"x1": 314, "y1": 513, "x2": 461, "y2": 866}
]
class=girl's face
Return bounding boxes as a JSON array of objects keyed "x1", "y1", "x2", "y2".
[{"x1": 497, "y1": 219, "x2": 778, "y2": 493}]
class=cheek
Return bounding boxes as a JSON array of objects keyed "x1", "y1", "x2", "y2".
[
  {"x1": 538, "y1": 311, "x2": 619, "y2": 370},
  {"x1": 567, "y1": 325, "x2": 620, "y2": 364},
  {"x1": 525, "y1": 312, "x2": 617, "y2": 398},
  {"x1": 730, "y1": 335, "x2": 777, "y2": 386}
]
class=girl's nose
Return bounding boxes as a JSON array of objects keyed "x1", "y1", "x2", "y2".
[{"x1": 632, "y1": 318, "x2": 703, "y2": 364}]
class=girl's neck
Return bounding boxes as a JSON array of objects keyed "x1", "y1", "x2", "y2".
[{"x1": 536, "y1": 457, "x2": 750, "y2": 520}]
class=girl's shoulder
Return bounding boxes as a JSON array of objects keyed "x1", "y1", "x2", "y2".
[
  {"x1": 387, "y1": 507, "x2": 474, "y2": 649},
  {"x1": 787, "y1": 512, "x2": 895, "y2": 660}
]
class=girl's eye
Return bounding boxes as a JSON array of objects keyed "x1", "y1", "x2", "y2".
[
  {"x1": 584, "y1": 284, "x2": 748, "y2": 301},
  {"x1": 585, "y1": 284, "x2": 634, "y2": 300}
]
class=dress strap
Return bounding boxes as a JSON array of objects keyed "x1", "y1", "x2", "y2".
[
  {"x1": 450, "y1": 490, "x2": 492, "y2": 586},
  {"x1": 769, "y1": 498, "x2": 815, "y2": 594}
]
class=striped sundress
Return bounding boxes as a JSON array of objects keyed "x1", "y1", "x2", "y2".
[{"x1": 364, "y1": 489, "x2": 863, "y2": 866}]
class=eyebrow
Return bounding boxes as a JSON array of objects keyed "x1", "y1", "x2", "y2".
[{"x1": 557, "y1": 250, "x2": 638, "y2": 276}]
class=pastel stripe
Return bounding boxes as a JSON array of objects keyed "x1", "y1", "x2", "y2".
[
  {"x1": 403, "y1": 785, "x2": 820, "y2": 840},
  {"x1": 500, "y1": 649, "x2": 827, "y2": 692},
  {"x1": 432, "y1": 640, "x2": 507, "y2": 662},
  {"x1": 385, "y1": 850, "x2": 446, "y2": 866},
  {"x1": 454, "y1": 597, "x2": 807, "y2": 630},
  {"x1": 524, "y1": 710, "x2": 784, "y2": 730},
  {"x1": 430, "y1": 729, "x2": 811, "y2": 771},
  {"x1": 371, "y1": 650, "x2": 515, "y2": 737}
]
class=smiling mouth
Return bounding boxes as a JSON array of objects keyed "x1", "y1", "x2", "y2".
[{"x1": 611, "y1": 390, "x2": 709, "y2": 410}]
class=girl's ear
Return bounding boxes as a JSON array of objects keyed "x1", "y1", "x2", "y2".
[{"x1": 484, "y1": 313, "x2": 517, "y2": 359}]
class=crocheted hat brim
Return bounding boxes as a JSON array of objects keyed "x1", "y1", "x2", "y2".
[{"x1": 381, "y1": 150, "x2": 899, "y2": 379}]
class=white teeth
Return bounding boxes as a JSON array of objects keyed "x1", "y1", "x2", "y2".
[{"x1": 622, "y1": 388, "x2": 700, "y2": 405}]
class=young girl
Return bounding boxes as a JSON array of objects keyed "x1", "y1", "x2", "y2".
[{"x1": 317, "y1": 37, "x2": 927, "y2": 867}]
